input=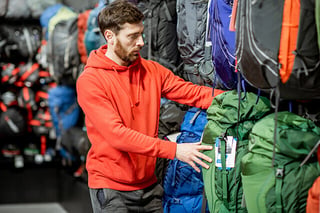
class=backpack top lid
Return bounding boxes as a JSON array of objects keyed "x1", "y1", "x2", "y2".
[{"x1": 202, "y1": 90, "x2": 271, "y2": 145}]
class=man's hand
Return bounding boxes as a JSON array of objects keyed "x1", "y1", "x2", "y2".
[{"x1": 175, "y1": 142, "x2": 213, "y2": 173}]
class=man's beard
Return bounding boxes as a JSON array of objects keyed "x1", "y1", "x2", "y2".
[{"x1": 114, "y1": 39, "x2": 140, "y2": 64}]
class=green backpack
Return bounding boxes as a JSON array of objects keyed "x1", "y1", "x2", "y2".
[
  {"x1": 241, "y1": 111, "x2": 320, "y2": 213},
  {"x1": 202, "y1": 90, "x2": 272, "y2": 213}
]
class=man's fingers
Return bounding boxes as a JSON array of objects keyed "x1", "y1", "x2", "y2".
[
  {"x1": 197, "y1": 144, "x2": 213, "y2": 151},
  {"x1": 196, "y1": 151, "x2": 212, "y2": 163},
  {"x1": 192, "y1": 156, "x2": 210, "y2": 170},
  {"x1": 189, "y1": 160, "x2": 200, "y2": 173}
]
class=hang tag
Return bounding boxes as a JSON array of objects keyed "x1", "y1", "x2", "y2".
[{"x1": 215, "y1": 136, "x2": 237, "y2": 170}]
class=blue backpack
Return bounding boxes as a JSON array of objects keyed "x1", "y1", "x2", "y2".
[
  {"x1": 208, "y1": 0, "x2": 237, "y2": 90},
  {"x1": 84, "y1": 0, "x2": 106, "y2": 56},
  {"x1": 39, "y1": 3, "x2": 63, "y2": 40},
  {"x1": 48, "y1": 85, "x2": 80, "y2": 138},
  {"x1": 163, "y1": 107, "x2": 209, "y2": 213}
]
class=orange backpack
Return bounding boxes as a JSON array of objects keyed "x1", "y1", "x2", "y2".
[{"x1": 77, "y1": 9, "x2": 91, "y2": 64}]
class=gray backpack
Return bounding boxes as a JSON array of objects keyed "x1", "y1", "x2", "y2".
[
  {"x1": 47, "y1": 17, "x2": 83, "y2": 86},
  {"x1": 176, "y1": 0, "x2": 215, "y2": 87}
]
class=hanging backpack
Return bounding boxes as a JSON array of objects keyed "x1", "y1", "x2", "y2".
[
  {"x1": 47, "y1": 16, "x2": 82, "y2": 85},
  {"x1": 174, "y1": 0, "x2": 215, "y2": 86},
  {"x1": 61, "y1": 126, "x2": 90, "y2": 159},
  {"x1": 0, "y1": 23, "x2": 42, "y2": 63},
  {"x1": 235, "y1": 0, "x2": 320, "y2": 100},
  {"x1": 163, "y1": 107, "x2": 209, "y2": 213},
  {"x1": 77, "y1": 9, "x2": 92, "y2": 64},
  {"x1": 158, "y1": 99, "x2": 187, "y2": 139},
  {"x1": 1, "y1": 63, "x2": 20, "y2": 85},
  {"x1": 241, "y1": 111, "x2": 320, "y2": 213},
  {"x1": 0, "y1": 0, "x2": 31, "y2": 19},
  {"x1": 48, "y1": 85, "x2": 80, "y2": 138},
  {"x1": 84, "y1": 0, "x2": 106, "y2": 56},
  {"x1": 29, "y1": 108, "x2": 54, "y2": 155},
  {"x1": 15, "y1": 62, "x2": 40, "y2": 88},
  {"x1": 26, "y1": 0, "x2": 59, "y2": 19},
  {"x1": 0, "y1": 104, "x2": 27, "y2": 138},
  {"x1": 135, "y1": 0, "x2": 181, "y2": 73},
  {"x1": 201, "y1": 90, "x2": 271, "y2": 213},
  {"x1": 39, "y1": 3, "x2": 63, "y2": 40},
  {"x1": 208, "y1": 0, "x2": 238, "y2": 90},
  {"x1": 61, "y1": 0, "x2": 98, "y2": 13}
]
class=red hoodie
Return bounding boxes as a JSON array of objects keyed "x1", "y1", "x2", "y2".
[{"x1": 76, "y1": 45, "x2": 224, "y2": 191}]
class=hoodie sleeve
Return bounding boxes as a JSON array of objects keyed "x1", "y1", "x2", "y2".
[
  {"x1": 158, "y1": 63, "x2": 225, "y2": 109},
  {"x1": 76, "y1": 70, "x2": 177, "y2": 160}
]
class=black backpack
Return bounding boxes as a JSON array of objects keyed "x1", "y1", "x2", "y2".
[
  {"x1": 0, "y1": 23, "x2": 42, "y2": 63},
  {"x1": 136, "y1": 0, "x2": 181, "y2": 72},
  {"x1": 235, "y1": 0, "x2": 320, "y2": 100}
]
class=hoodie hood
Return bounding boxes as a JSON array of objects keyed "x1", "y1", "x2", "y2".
[{"x1": 86, "y1": 44, "x2": 142, "y2": 110}]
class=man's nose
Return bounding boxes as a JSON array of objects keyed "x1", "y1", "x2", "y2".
[{"x1": 136, "y1": 35, "x2": 144, "y2": 47}]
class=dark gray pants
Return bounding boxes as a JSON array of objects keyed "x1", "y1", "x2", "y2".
[{"x1": 89, "y1": 183, "x2": 164, "y2": 213}]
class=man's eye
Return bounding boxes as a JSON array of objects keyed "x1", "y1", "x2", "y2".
[{"x1": 130, "y1": 35, "x2": 139, "y2": 40}]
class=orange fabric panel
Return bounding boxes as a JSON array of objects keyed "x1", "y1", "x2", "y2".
[
  {"x1": 306, "y1": 176, "x2": 320, "y2": 213},
  {"x1": 278, "y1": 0, "x2": 300, "y2": 83}
]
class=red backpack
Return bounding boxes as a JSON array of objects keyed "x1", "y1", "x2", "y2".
[{"x1": 77, "y1": 9, "x2": 91, "y2": 64}]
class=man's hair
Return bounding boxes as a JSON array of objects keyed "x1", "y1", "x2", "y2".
[{"x1": 98, "y1": 0, "x2": 144, "y2": 35}]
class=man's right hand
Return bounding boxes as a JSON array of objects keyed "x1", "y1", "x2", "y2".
[{"x1": 175, "y1": 142, "x2": 213, "y2": 173}]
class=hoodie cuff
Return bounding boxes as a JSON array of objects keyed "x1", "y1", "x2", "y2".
[{"x1": 158, "y1": 140, "x2": 177, "y2": 160}]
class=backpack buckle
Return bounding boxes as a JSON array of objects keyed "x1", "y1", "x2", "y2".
[{"x1": 275, "y1": 168, "x2": 284, "y2": 178}]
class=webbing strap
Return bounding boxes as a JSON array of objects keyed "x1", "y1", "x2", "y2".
[
  {"x1": 221, "y1": 139, "x2": 229, "y2": 209},
  {"x1": 275, "y1": 165, "x2": 284, "y2": 213},
  {"x1": 315, "y1": 0, "x2": 320, "y2": 49}
]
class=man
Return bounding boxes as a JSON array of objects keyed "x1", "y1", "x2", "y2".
[{"x1": 76, "y1": 0, "x2": 225, "y2": 212}]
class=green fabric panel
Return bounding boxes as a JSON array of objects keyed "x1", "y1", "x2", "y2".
[
  {"x1": 202, "y1": 90, "x2": 271, "y2": 213},
  {"x1": 241, "y1": 111, "x2": 320, "y2": 213},
  {"x1": 241, "y1": 153, "x2": 274, "y2": 213}
]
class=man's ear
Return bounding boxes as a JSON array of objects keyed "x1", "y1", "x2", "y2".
[{"x1": 104, "y1": 30, "x2": 114, "y2": 45}]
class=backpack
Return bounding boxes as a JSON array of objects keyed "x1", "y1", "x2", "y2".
[
  {"x1": 40, "y1": 3, "x2": 64, "y2": 40},
  {"x1": 235, "y1": 0, "x2": 320, "y2": 100},
  {"x1": 61, "y1": 126, "x2": 90, "y2": 159},
  {"x1": 77, "y1": 9, "x2": 92, "y2": 64},
  {"x1": 208, "y1": 0, "x2": 237, "y2": 90},
  {"x1": 84, "y1": 0, "x2": 106, "y2": 56},
  {"x1": 47, "y1": 16, "x2": 82, "y2": 85},
  {"x1": 61, "y1": 0, "x2": 98, "y2": 13},
  {"x1": 158, "y1": 99, "x2": 187, "y2": 139},
  {"x1": 26, "y1": 0, "x2": 59, "y2": 19},
  {"x1": 0, "y1": 0, "x2": 31, "y2": 19},
  {"x1": 163, "y1": 107, "x2": 209, "y2": 213},
  {"x1": 15, "y1": 62, "x2": 40, "y2": 88},
  {"x1": 1, "y1": 63, "x2": 20, "y2": 85},
  {"x1": 136, "y1": 0, "x2": 181, "y2": 73},
  {"x1": 201, "y1": 90, "x2": 271, "y2": 213},
  {"x1": 175, "y1": 0, "x2": 214, "y2": 86},
  {"x1": 0, "y1": 23, "x2": 42, "y2": 63},
  {"x1": 0, "y1": 104, "x2": 27, "y2": 138},
  {"x1": 17, "y1": 87, "x2": 38, "y2": 129},
  {"x1": 241, "y1": 111, "x2": 320, "y2": 213},
  {"x1": 48, "y1": 85, "x2": 80, "y2": 138}
]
